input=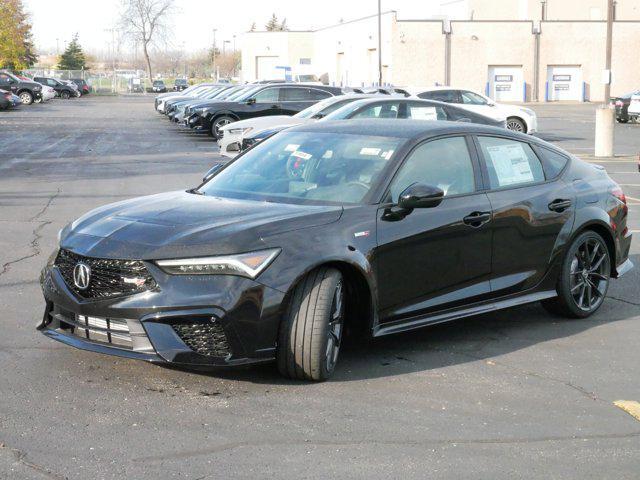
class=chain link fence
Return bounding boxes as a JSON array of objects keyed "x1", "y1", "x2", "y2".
[{"x1": 22, "y1": 69, "x2": 200, "y2": 95}]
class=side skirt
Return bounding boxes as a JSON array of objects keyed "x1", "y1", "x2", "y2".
[{"x1": 373, "y1": 290, "x2": 557, "y2": 337}]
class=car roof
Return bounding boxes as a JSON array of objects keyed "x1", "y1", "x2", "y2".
[{"x1": 288, "y1": 119, "x2": 509, "y2": 139}]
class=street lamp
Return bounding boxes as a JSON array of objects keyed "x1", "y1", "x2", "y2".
[
  {"x1": 378, "y1": 0, "x2": 382, "y2": 86},
  {"x1": 223, "y1": 40, "x2": 231, "y2": 56},
  {"x1": 212, "y1": 29, "x2": 218, "y2": 80}
]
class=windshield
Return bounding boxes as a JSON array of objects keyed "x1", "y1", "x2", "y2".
[
  {"x1": 154, "y1": 81, "x2": 164, "y2": 86},
  {"x1": 294, "y1": 96, "x2": 361, "y2": 119},
  {"x1": 198, "y1": 131, "x2": 403, "y2": 205},
  {"x1": 181, "y1": 84, "x2": 205, "y2": 95},
  {"x1": 235, "y1": 86, "x2": 266, "y2": 101}
]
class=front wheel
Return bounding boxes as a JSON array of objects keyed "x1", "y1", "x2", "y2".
[
  {"x1": 60, "y1": 91, "x2": 70, "y2": 99},
  {"x1": 542, "y1": 231, "x2": 611, "y2": 318},
  {"x1": 277, "y1": 268, "x2": 345, "y2": 381},
  {"x1": 19, "y1": 91, "x2": 33, "y2": 105},
  {"x1": 210, "y1": 116, "x2": 234, "y2": 139}
]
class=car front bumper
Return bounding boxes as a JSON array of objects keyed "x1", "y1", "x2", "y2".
[{"x1": 39, "y1": 259, "x2": 285, "y2": 367}]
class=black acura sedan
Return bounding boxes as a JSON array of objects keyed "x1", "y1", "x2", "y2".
[{"x1": 39, "y1": 121, "x2": 633, "y2": 381}]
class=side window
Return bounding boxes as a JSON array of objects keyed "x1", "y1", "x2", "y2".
[
  {"x1": 477, "y1": 136, "x2": 545, "y2": 189},
  {"x1": 460, "y1": 91, "x2": 488, "y2": 105},
  {"x1": 418, "y1": 90, "x2": 459, "y2": 103},
  {"x1": 352, "y1": 102, "x2": 400, "y2": 119},
  {"x1": 47, "y1": 79, "x2": 58, "y2": 87},
  {"x1": 253, "y1": 87, "x2": 280, "y2": 103},
  {"x1": 406, "y1": 102, "x2": 448, "y2": 120},
  {"x1": 388, "y1": 136, "x2": 476, "y2": 201},
  {"x1": 281, "y1": 87, "x2": 331, "y2": 101},
  {"x1": 537, "y1": 146, "x2": 569, "y2": 179}
]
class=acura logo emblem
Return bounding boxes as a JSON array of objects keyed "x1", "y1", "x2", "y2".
[{"x1": 73, "y1": 262, "x2": 91, "y2": 290}]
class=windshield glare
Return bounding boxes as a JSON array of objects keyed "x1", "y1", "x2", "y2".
[{"x1": 199, "y1": 132, "x2": 403, "y2": 205}]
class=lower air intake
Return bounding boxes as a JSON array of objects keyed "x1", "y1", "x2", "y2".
[{"x1": 172, "y1": 321, "x2": 231, "y2": 358}]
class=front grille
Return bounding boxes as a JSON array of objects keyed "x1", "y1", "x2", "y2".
[
  {"x1": 55, "y1": 249, "x2": 157, "y2": 299},
  {"x1": 172, "y1": 321, "x2": 231, "y2": 358}
]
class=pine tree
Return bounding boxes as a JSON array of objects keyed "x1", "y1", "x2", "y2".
[
  {"x1": 0, "y1": 0, "x2": 37, "y2": 69},
  {"x1": 58, "y1": 33, "x2": 86, "y2": 70},
  {"x1": 280, "y1": 18, "x2": 288, "y2": 31},
  {"x1": 265, "y1": 14, "x2": 280, "y2": 31},
  {"x1": 249, "y1": 22, "x2": 256, "y2": 32}
]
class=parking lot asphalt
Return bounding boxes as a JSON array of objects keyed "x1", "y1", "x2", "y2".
[{"x1": 0, "y1": 96, "x2": 639, "y2": 479}]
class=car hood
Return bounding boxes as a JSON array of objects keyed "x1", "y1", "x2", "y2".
[
  {"x1": 61, "y1": 191, "x2": 343, "y2": 260},
  {"x1": 221, "y1": 116, "x2": 303, "y2": 133},
  {"x1": 200, "y1": 101, "x2": 236, "y2": 112}
]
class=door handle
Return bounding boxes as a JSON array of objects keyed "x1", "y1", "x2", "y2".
[
  {"x1": 463, "y1": 211, "x2": 491, "y2": 227},
  {"x1": 548, "y1": 199, "x2": 572, "y2": 212}
]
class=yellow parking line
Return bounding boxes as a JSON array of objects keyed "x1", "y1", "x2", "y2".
[{"x1": 614, "y1": 401, "x2": 640, "y2": 422}]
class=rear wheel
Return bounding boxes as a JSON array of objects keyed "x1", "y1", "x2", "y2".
[
  {"x1": 19, "y1": 91, "x2": 33, "y2": 105},
  {"x1": 506, "y1": 117, "x2": 526, "y2": 133},
  {"x1": 277, "y1": 267, "x2": 345, "y2": 381},
  {"x1": 542, "y1": 231, "x2": 610, "y2": 318}
]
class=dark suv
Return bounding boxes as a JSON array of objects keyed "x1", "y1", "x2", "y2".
[
  {"x1": 0, "y1": 71, "x2": 42, "y2": 105},
  {"x1": 33, "y1": 77, "x2": 77, "y2": 99},
  {"x1": 186, "y1": 83, "x2": 343, "y2": 138},
  {"x1": 174, "y1": 78, "x2": 188, "y2": 91}
]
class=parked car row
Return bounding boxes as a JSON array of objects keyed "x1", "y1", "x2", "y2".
[
  {"x1": 0, "y1": 70, "x2": 90, "y2": 108},
  {"x1": 155, "y1": 82, "x2": 534, "y2": 159}
]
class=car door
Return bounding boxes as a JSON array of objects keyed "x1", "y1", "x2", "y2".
[
  {"x1": 375, "y1": 135, "x2": 493, "y2": 323},
  {"x1": 279, "y1": 87, "x2": 332, "y2": 115},
  {"x1": 473, "y1": 135, "x2": 574, "y2": 295},
  {"x1": 240, "y1": 86, "x2": 282, "y2": 119}
]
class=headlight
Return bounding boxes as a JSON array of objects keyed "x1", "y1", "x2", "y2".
[
  {"x1": 155, "y1": 249, "x2": 281, "y2": 278},
  {"x1": 228, "y1": 127, "x2": 253, "y2": 135},
  {"x1": 194, "y1": 108, "x2": 207, "y2": 115},
  {"x1": 34, "y1": 85, "x2": 41, "y2": 91}
]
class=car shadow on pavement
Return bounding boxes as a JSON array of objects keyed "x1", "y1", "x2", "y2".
[{"x1": 176, "y1": 254, "x2": 639, "y2": 384}]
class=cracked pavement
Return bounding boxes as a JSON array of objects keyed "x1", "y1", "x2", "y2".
[{"x1": 0, "y1": 97, "x2": 639, "y2": 479}]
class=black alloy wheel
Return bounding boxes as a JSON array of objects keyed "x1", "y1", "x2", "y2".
[
  {"x1": 277, "y1": 267, "x2": 345, "y2": 381},
  {"x1": 212, "y1": 116, "x2": 234, "y2": 139},
  {"x1": 542, "y1": 231, "x2": 610, "y2": 318}
]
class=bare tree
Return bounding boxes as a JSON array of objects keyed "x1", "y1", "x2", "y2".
[{"x1": 119, "y1": 0, "x2": 173, "y2": 79}]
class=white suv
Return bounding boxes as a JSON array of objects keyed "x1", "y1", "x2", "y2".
[{"x1": 411, "y1": 87, "x2": 537, "y2": 134}]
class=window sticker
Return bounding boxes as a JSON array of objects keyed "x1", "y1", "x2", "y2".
[
  {"x1": 322, "y1": 150, "x2": 333, "y2": 159},
  {"x1": 291, "y1": 150, "x2": 312, "y2": 160},
  {"x1": 410, "y1": 106, "x2": 438, "y2": 121},
  {"x1": 284, "y1": 144, "x2": 300, "y2": 152},
  {"x1": 486, "y1": 143, "x2": 535, "y2": 186},
  {"x1": 360, "y1": 147, "x2": 381, "y2": 156},
  {"x1": 381, "y1": 150, "x2": 394, "y2": 160}
]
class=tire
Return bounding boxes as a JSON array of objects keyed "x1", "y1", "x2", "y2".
[
  {"x1": 61, "y1": 91, "x2": 70, "y2": 99},
  {"x1": 210, "y1": 115, "x2": 234, "y2": 139},
  {"x1": 506, "y1": 117, "x2": 526, "y2": 133},
  {"x1": 617, "y1": 117, "x2": 629, "y2": 123},
  {"x1": 542, "y1": 231, "x2": 611, "y2": 318},
  {"x1": 277, "y1": 267, "x2": 345, "y2": 381},
  {"x1": 19, "y1": 91, "x2": 33, "y2": 105}
]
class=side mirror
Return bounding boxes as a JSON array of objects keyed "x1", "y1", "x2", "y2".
[
  {"x1": 202, "y1": 163, "x2": 223, "y2": 183},
  {"x1": 398, "y1": 183, "x2": 444, "y2": 209},
  {"x1": 245, "y1": 98, "x2": 256, "y2": 105}
]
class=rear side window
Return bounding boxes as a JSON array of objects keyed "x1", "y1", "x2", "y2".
[
  {"x1": 418, "y1": 90, "x2": 459, "y2": 103},
  {"x1": 281, "y1": 87, "x2": 331, "y2": 101},
  {"x1": 536, "y1": 146, "x2": 569, "y2": 179},
  {"x1": 477, "y1": 136, "x2": 545, "y2": 189},
  {"x1": 460, "y1": 91, "x2": 488, "y2": 105}
]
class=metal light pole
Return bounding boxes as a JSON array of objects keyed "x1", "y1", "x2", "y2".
[
  {"x1": 377, "y1": 0, "x2": 382, "y2": 86},
  {"x1": 595, "y1": 0, "x2": 615, "y2": 157}
]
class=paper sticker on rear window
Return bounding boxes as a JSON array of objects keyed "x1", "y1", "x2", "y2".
[
  {"x1": 486, "y1": 143, "x2": 535, "y2": 186},
  {"x1": 360, "y1": 147, "x2": 381, "y2": 156}
]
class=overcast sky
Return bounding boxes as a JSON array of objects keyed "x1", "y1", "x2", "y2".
[{"x1": 24, "y1": 0, "x2": 446, "y2": 54}]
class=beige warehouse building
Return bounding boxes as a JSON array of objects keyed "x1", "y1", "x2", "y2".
[{"x1": 241, "y1": 0, "x2": 640, "y2": 102}]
